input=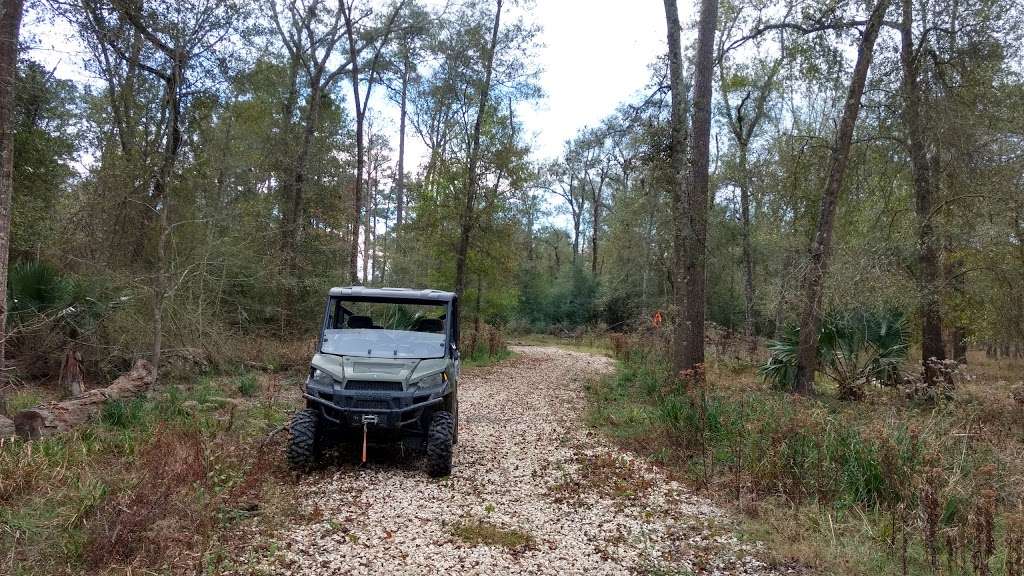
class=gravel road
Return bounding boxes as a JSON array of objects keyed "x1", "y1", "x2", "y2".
[{"x1": 266, "y1": 346, "x2": 783, "y2": 575}]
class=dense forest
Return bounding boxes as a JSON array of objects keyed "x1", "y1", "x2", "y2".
[
  {"x1": 1, "y1": 0, "x2": 1024, "y2": 573},
  {"x1": 0, "y1": 0, "x2": 1021, "y2": 382}
]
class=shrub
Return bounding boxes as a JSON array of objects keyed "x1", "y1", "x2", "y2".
[
  {"x1": 460, "y1": 323, "x2": 511, "y2": 365},
  {"x1": 608, "y1": 333, "x2": 631, "y2": 360},
  {"x1": 759, "y1": 310, "x2": 909, "y2": 398},
  {"x1": 7, "y1": 260, "x2": 75, "y2": 318},
  {"x1": 236, "y1": 372, "x2": 259, "y2": 397}
]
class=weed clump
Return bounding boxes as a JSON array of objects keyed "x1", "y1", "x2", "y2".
[
  {"x1": 461, "y1": 324, "x2": 512, "y2": 366},
  {"x1": 452, "y1": 518, "x2": 535, "y2": 550},
  {"x1": 1007, "y1": 510, "x2": 1024, "y2": 576},
  {"x1": 236, "y1": 372, "x2": 260, "y2": 397},
  {"x1": 84, "y1": 426, "x2": 208, "y2": 567}
]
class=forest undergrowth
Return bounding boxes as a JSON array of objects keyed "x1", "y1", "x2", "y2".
[
  {"x1": 0, "y1": 332, "x2": 514, "y2": 575},
  {"x1": 587, "y1": 333, "x2": 1024, "y2": 576}
]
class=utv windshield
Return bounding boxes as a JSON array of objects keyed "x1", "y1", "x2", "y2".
[{"x1": 320, "y1": 298, "x2": 449, "y2": 359}]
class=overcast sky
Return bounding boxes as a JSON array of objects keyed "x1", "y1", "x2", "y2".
[
  {"x1": 512, "y1": 0, "x2": 677, "y2": 159},
  {"x1": 24, "y1": 1, "x2": 684, "y2": 169}
]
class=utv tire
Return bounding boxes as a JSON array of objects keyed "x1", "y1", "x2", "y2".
[
  {"x1": 452, "y1": 399, "x2": 459, "y2": 445},
  {"x1": 287, "y1": 408, "x2": 321, "y2": 471},
  {"x1": 425, "y1": 410, "x2": 454, "y2": 477}
]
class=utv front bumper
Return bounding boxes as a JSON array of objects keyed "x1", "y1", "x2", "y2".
[{"x1": 303, "y1": 383, "x2": 448, "y2": 428}]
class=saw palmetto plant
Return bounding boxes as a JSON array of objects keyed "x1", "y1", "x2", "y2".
[{"x1": 760, "y1": 311, "x2": 909, "y2": 398}]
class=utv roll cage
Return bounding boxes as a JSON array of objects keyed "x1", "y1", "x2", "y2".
[{"x1": 319, "y1": 287, "x2": 460, "y2": 353}]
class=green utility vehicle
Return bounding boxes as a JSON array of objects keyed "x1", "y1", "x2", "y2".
[{"x1": 288, "y1": 287, "x2": 460, "y2": 477}]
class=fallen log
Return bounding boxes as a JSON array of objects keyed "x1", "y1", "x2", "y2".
[
  {"x1": 13, "y1": 359, "x2": 156, "y2": 440},
  {"x1": 0, "y1": 415, "x2": 13, "y2": 439}
]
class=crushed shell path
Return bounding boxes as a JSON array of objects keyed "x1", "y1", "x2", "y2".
[{"x1": 264, "y1": 346, "x2": 785, "y2": 575}]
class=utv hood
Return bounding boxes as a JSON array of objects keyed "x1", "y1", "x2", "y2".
[{"x1": 311, "y1": 353, "x2": 448, "y2": 385}]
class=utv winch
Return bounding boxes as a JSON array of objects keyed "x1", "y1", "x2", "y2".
[{"x1": 287, "y1": 287, "x2": 460, "y2": 477}]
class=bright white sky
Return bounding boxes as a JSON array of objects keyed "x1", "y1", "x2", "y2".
[
  {"x1": 511, "y1": 0, "x2": 676, "y2": 160},
  {"x1": 24, "y1": 0, "x2": 683, "y2": 169}
]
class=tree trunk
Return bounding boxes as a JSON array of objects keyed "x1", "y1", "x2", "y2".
[
  {"x1": 13, "y1": 359, "x2": 155, "y2": 440},
  {"x1": 680, "y1": 0, "x2": 719, "y2": 372},
  {"x1": 362, "y1": 145, "x2": 375, "y2": 285},
  {"x1": 946, "y1": 256, "x2": 968, "y2": 363},
  {"x1": 379, "y1": 194, "x2": 391, "y2": 282},
  {"x1": 279, "y1": 54, "x2": 301, "y2": 258},
  {"x1": 900, "y1": 0, "x2": 946, "y2": 384},
  {"x1": 350, "y1": 107, "x2": 365, "y2": 284},
  {"x1": 395, "y1": 57, "x2": 409, "y2": 228},
  {"x1": 663, "y1": 0, "x2": 690, "y2": 377},
  {"x1": 475, "y1": 274, "x2": 483, "y2": 333},
  {"x1": 371, "y1": 164, "x2": 380, "y2": 283},
  {"x1": 571, "y1": 203, "x2": 581, "y2": 266},
  {"x1": 738, "y1": 141, "x2": 756, "y2": 353},
  {"x1": 454, "y1": 0, "x2": 502, "y2": 298},
  {"x1": 284, "y1": 87, "x2": 322, "y2": 268},
  {"x1": 346, "y1": 32, "x2": 366, "y2": 284},
  {"x1": 0, "y1": 0, "x2": 25, "y2": 413},
  {"x1": 59, "y1": 348, "x2": 84, "y2": 398},
  {"x1": 342, "y1": 1, "x2": 402, "y2": 284},
  {"x1": 793, "y1": 0, "x2": 891, "y2": 394},
  {"x1": 951, "y1": 326, "x2": 968, "y2": 363},
  {"x1": 590, "y1": 170, "x2": 606, "y2": 276},
  {"x1": 773, "y1": 259, "x2": 789, "y2": 339},
  {"x1": 721, "y1": 66, "x2": 777, "y2": 350},
  {"x1": 150, "y1": 58, "x2": 184, "y2": 379}
]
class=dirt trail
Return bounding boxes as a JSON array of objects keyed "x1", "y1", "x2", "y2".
[{"x1": 264, "y1": 346, "x2": 783, "y2": 575}]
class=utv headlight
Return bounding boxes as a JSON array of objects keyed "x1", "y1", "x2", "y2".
[
  {"x1": 415, "y1": 372, "x2": 445, "y2": 389},
  {"x1": 309, "y1": 368, "x2": 336, "y2": 388}
]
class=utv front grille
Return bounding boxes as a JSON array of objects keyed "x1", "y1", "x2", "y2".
[
  {"x1": 345, "y1": 380, "x2": 404, "y2": 392},
  {"x1": 353, "y1": 399, "x2": 391, "y2": 410}
]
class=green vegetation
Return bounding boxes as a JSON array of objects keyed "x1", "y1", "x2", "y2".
[
  {"x1": 1, "y1": 0, "x2": 1020, "y2": 382},
  {"x1": 0, "y1": 370, "x2": 297, "y2": 574},
  {"x1": 588, "y1": 339, "x2": 1024, "y2": 575},
  {"x1": 461, "y1": 348, "x2": 514, "y2": 368},
  {"x1": 452, "y1": 519, "x2": 535, "y2": 550},
  {"x1": 4, "y1": 389, "x2": 46, "y2": 414},
  {"x1": 236, "y1": 372, "x2": 260, "y2": 398},
  {"x1": 1, "y1": 0, "x2": 1023, "y2": 571},
  {"x1": 761, "y1": 311, "x2": 909, "y2": 398},
  {"x1": 460, "y1": 324, "x2": 513, "y2": 366}
]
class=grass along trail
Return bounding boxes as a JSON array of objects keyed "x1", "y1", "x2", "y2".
[{"x1": 258, "y1": 346, "x2": 787, "y2": 575}]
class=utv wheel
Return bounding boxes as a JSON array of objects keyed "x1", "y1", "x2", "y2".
[
  {"x1": 287, "y1": 408, "x2": 321, "y2": 471},
  {"x1": 425, "y1": 410, "x2": 454, "y2": 477}
]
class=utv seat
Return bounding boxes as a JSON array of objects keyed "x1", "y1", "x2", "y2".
[
  {"x1": 347, "y1": 315, "x2": 374, "y2": 329},
  {"x1": 411, "y1": 318, "x2": 444, "y2": 333}
]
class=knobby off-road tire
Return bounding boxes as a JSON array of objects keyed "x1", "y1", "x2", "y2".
[
  {"x1": 287, "y1": 408, "x2": 321, "y2": 471},
  {"x1": 453, "y1": 400, "x2": 459, "y2": 445},
  {"x1": 425, "y1": 410, "x2": 454, "y2": 477},
  {"x1": 450, "y1": 396, "x2": 459, "y2": 445}
]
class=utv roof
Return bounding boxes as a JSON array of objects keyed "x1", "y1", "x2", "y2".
[{"x1": 328, "y1": 286, "x2": 456, "y2": 302}]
